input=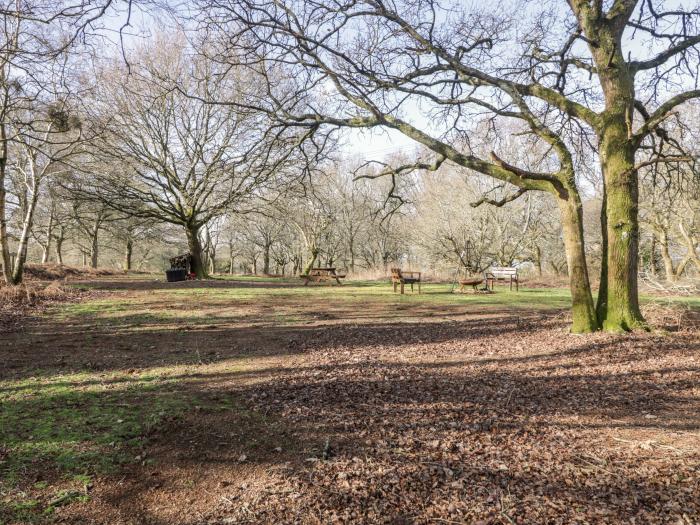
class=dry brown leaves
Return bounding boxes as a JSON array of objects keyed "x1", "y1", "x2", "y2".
[{"x1": 207, "y1": 318, "x2": 700, "y2": 525}]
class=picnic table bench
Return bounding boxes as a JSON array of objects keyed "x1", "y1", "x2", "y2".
[
  {"x1": 391, "y1": 268, "x2": 421, "y2": 294},
  {"x1": 485, "y1": 266, "x2": 519, "y2": 291},
  {"x1": 300, "y1": 267, "x2": 346, "y2": 285}
]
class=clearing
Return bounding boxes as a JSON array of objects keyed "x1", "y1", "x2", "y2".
[{"x1": 1, "y1": 277, "x2": 699, "y2": 524}]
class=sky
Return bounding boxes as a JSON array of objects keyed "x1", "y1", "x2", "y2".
[{"x1": 92, "y1": 0, "x2": 697, "y2": 165}]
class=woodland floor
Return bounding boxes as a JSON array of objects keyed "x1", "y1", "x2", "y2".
[{"x1": 1, "y1": 276, "x2": 699, "y2": 525}]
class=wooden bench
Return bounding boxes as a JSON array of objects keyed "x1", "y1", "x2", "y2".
[
  {"x1": 485, "y1": 266, "x2": 519, "y2": 291},
  {"x1": 390, "y1": 268, "x2": 421, "y2": 294},
  {"x1": 300, "y1": 267, "x2": 346, "y2": 285}
]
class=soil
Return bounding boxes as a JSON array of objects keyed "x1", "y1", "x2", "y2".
[{"x1": 1, "y1": 278, "x2": 698, "y2": 524}]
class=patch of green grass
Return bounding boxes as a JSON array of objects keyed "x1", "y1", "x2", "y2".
[
  {"x1": 0, "y1": 371, "x2": 191, "y2": 485},
  {"x1": 0, "y1": 368, "x2": 210, "y2": 522}
]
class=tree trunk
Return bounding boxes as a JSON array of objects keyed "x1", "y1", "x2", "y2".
[
  {"x1": 348, "y1": 236, "x2": 355, "y2": 273},
  {"x1": 598, "y1": 121, "x2": 645, "y2": 331},
  {"x1": 534, "y1": 245, "x2": 542, "y2": 277},
  {"x1": 588, "y1": 20, "x2": 645, "y2": 332},
  {"x1": 90, "y1": 227, "x2": 99, "y2": 269},
  {"x1": 41, "y1": 207, "x2": 55, "y2": 264},
  {"x1": 0, "y1": 123, "x2": 12, "y2": 284},
  {"x1": 656, "y1": 231, "x2": 677, "y2": 283},
  {"x1": 209, "y1": 248, "x2": 216, "y2": 275},
  {"x1": 648, "y1": 233, "x2": 657, "y2": 277},
  {"x1": 303, "y1": 247, "x2": 319, "y2": 275},
  {"x1": 55, "y1": 228, "x2": 64, "y2": 265},
  {"x1": 125, "y1": 238, "x2": 133, "y2": 271},
  {"x1": 263, "y1": 243, "x2": 271, "y2": 274},
  {"x1": 185, "y1": 224, "x2": 206, "y2": 278},
  {"x1": 11, "y1": 180, "x2": 41, "y2": 284},
  {"x1": 558, "y1": 196, "x2": 598, "y2": 333}
]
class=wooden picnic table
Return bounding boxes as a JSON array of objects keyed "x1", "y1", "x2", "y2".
[{"x1": 300, "y1": 267, "x2": 346, "y2": 285}]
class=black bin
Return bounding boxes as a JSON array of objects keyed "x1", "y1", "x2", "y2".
[{"x1": 166, "y1": 268, "x2": 187, "y2": 282}]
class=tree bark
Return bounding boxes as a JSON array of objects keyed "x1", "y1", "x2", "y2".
[
  {"x1": 0, "y1": 123, "x2": 12, "y2": 284},
  {"x1": 90, "y1": 222, "x2": 100, "y2": 269},
  {"x1": 185, "y1": 224, "x2": 206, "y2": 278},
  {"x1": 55, "y1": 227, "x2": 64, "y2": 265},
  {"x1": 584, "y1": 16, "x2": 645, "y2": 332},
  {"x1": 41, "y1": 201, "x2": 55, "y2": 264},
  {"x1": 656, "y1": 230, "x2": 678, "y2": 283},
  {"x1": 649, "y1": 233, "x2": 657, "y2": 277},
  {"x1": 303, "y1": 246, "x2": 319, "y2": 275},
  {"x1": 558, "y1": 196, "x2": 598, "y2": 333},
  {"x1": 263, "y1": 242, "x2": 271, "y2": 274},
  {"x1": 597, "y1": 117, "x2": 645, "y2": 331},
  {"x1": 10, "y1": 179, "x2": 41, "y2": 284},
  {"x1": 125, "y1": 238, "x2": 133, "y2": 271}
]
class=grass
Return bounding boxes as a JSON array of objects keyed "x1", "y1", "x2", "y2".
[
  {"x1": 0, "y1": 368, "x2": 211, "y2": 522},
  {"x1": 2, "y1": 276, "x2": 696, "y2": 523}
]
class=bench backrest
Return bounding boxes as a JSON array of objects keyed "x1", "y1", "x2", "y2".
[{"x1": 488, "y1": 267, "x2": 518, "y2": 279}]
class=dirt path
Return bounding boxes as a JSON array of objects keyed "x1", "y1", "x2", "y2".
[{"x1": 1, "y1": 279, "x2": 699, "y2": 524}]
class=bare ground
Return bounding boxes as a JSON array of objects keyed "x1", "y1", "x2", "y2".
[{"x1": 1, "y1": 278, "x2": 699, "y2": 525}]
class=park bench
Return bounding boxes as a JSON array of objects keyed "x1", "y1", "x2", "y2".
[
  {"x1": 301, "y1": 267, "x2": 346, "y2": 285},
  {"x1": 390, "y1": 268, "x2": 421, "y2": 294},
  {"x1": 485, "y1": 266, "x2": 519, "y2": 291}
]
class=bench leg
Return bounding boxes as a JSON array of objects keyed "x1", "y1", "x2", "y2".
[
  {"x1": 516, "y1": 279, "x2": 519, "y2": 292},
  {"x1": 393, "y1": 282, "x2": 397, "y2": 293},
  {"x1": 410, "y1": 282, "x2": 414, "y2": 293},
  {"x1": 400, "y1": 282, "x2": 405, "y2": 295},
  {"x1": 418, "y1": 282, "x2": 421, "y2": 294}
]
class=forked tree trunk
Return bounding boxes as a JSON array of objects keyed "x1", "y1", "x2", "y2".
[{"x1": 185, "y1": 224, "x2": 206, "y2": 279}]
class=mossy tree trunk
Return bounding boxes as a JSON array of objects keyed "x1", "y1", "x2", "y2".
[
  {"x1": 587, "y1": 17, "x2": 646, "y2": 332},
  {"x1": 557, "y1": 192, "x2": 598, "y2": 333}
]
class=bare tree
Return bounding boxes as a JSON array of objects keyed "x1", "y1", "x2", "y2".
[
  {"x1": 196, "y1": 0, "x2": 700, "y2": 332},
  {"x1": 0, "y1": 0, "x2": 133, "y2": 283},
  {"x1": 72, "y1": 37, "x2": 317, "y2": 278}
]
